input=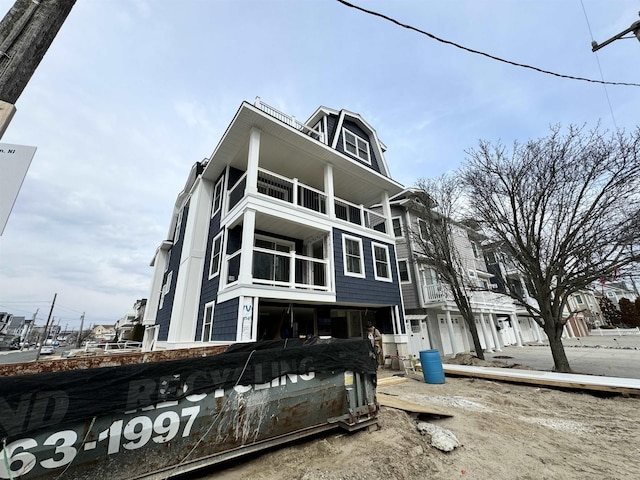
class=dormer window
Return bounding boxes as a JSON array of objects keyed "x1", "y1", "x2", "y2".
[{"x1": 342, "y1": 129, "x2": 370, "y2": 164}]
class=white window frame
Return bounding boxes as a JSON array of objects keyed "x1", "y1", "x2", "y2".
[
  {"x1": 212, "y1": 175, "x2": 225, "y2": 216},
  {"x1": 209, "y1": 232, "x2": 224, "y2": 278},
  {"x1": 159, "y1": 271, "x2": 172, "y2": 310},
  {"x1": 392, "y1": 217, "x2": 403, "y2": 238},
  {"x1": 397, "y1": 259, "x2": 411, "y2": 283},
  {"x1": 174, "y1": 209, "x2": 183, "y2": 242},
  {"x1": 201, "y1": 302, "x2": 215, "y2": 342},
  {"x1": 342, "y1": 128, "x2": 370, "y2": 164},
  {"x1": 342, "y1": 234, "x2": 365, "y2": 278},
  {"x1": 371, "y1": 242, "x2": 392, "y2": 282}
]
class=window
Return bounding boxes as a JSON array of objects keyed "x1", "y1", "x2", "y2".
[
  {"x1": 372, "y1": 243, "x2": 391, "y2": 281},
  {"x1": 471, "y1": 242, "x2": 480, "y2": 258},
  {"x1": 342, "y1": 128, "x2": 370, "y2": 163},
  {"x1": 253, "y1": 237, "x2": 293, "y2": 283},
  {"x1": 342, "y1": 235, "x2": 364, "y2": 277},
  {"x1": 159, "y1": 271, "x2": 172, "y2": 309},
  {"x1": 209, "y1": 233, "x2": 223, "y2": 278},
  {"x1": 575, "y1": 294, "x2": 584, "y2": 304},
  {"x1": 417, "y1": 218, "x2": 428, "y2": 241},
  {"x1": 202, "y1": 302, "x2": 214, "y2": 342},
  {"x1": 174, "y1": 209, "x2": 183, "y2": 242},
  {"x1": 392, "y1": 217, "x2": 402, "y2": 237},
  {"x1": 212, "y1": 176, "x2": 225, "y2": 215},
  {"x1": 398, "y1": 259, "x2": 410, "y2": 283}
]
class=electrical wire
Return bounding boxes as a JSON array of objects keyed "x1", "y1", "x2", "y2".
[
  {"x1": 336, "y1": 0, "x2": 640, "y2": 88},
  {"x1": 579, "y1": 0, "x2": 619, "y2": 129}
]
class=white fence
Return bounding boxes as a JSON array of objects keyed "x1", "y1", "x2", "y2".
[{"x1": 591, "y1": 327, "x2": 640, "y2": 336}]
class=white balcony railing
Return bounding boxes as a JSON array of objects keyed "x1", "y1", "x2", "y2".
[
  {"x1": 227, "y1": 167, "x2": 386, "y2": 234},
  {"x1": 254, "y1": 97, "x2": 325, "y2": 143},
  {"x1": 422, "y1": 283, "x2": 517, "y2": 309},
  {"x1": 223, "y1": 246, "x2": 329, "y2": 292}
]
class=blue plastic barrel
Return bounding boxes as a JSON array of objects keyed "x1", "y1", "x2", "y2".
[{"x1": 419, "y1": 349, "x2": 445, "y2": 384}]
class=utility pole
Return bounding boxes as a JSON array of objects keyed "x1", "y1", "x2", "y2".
[
  {"x1": 35, "y1": 292, "x2": 56, "y2": 362},
  {"x1": 0, "y1": 0, "x2": 77, "y2": 138},
  {"x1": 75, "y1": 311, "x2": 84, "y2": 348}
]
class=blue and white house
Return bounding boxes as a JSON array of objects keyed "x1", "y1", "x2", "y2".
[{"x1": 143, "y1": 98, "x2": 408, "y2": 357}]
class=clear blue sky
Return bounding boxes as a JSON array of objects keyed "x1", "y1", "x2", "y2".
[{"x1": 1, "y1": 0, "x2": 638, "y2": 330}]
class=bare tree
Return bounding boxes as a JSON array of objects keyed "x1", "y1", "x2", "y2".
[
  {"x1": 462, "y1": 124, "x2": 640, "y2": 372},
  {"x1": 410, "y1": 174, "x2": 485, "y2": 360}
]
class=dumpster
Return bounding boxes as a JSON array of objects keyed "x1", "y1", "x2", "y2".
[{"x1": 0, "y1": 338, "x2": 378, "y2": 480}]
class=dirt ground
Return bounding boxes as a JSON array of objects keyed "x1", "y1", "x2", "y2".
[{"x1": 204, "y1": 358, "x2": 640, "y2": 480}]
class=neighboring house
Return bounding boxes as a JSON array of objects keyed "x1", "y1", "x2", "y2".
[
  {"x1": 389, "y1": 189, "x2": 535, "y2": 358},
  {"x1": 92, "y1": 324, "x2": 116, "y2": 342},
  {"x1": 143, "y1": 98, "x2": 407, "y2": 357},
  {"x1": 563, "y1": 289, "x2": 601, "y2": 334},
  {"x1": 115, "y1": 298, "x2": 146, "y2": 340},
  {"x1": 598, "y1": 281, "x2": 638, "y2": 308}
]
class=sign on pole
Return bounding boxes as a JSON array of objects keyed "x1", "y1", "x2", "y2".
[{"x1": 0, "y1": 142, "x2": 37, "y2": 235}]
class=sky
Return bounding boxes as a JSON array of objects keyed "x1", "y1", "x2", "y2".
[{"x1": 0, "y1": 0, "x2": 639, "y2": 331}]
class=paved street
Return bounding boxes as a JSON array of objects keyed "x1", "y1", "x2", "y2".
[{"x1": 483, "y1": 334, "x2": 640, "y2": 379}]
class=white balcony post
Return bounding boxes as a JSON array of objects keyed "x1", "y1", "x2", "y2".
[
  {"x1": 289, "y1": 250, "x2": 296, "y2": 288},
  {"x1": 292, "y1": 178, "x2": 299, "y2": 207},
  {"x1": 445, "y1": 310, "x2": 458, "y2": 355},
  {"x1": 381, "y1": 190, "x2": 392, "y2": 236},
  {"x1": 487, "y1": 313, "x2": 502, "y2": 351},
  {"x1": 246, "y1": 128, "x2": 261, "y2": 196},
  {"x1": 238, "y1": 209, "x2": 256, "y2": 285},
  {"x1": 324, "y1": 163, "x2": 335, "y2": 219}
]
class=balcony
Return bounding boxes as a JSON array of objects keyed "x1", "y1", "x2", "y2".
[
  {"x1": 224, "y1": 247, "x2": 329, "y2": 291},
  {"x1": 422, "y1": 283, "x2": 516, "y2": 309},
  {"x1": 226, "y1": 167, "x2": 387, "y2": 234}
]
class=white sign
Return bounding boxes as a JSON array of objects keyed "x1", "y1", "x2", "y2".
[
  {"x1": 0, "y1": 143, "x2": 37, "y2": 235},
  {"x1": 241, "y1": 299, "x2": 253, "y2": 341}
]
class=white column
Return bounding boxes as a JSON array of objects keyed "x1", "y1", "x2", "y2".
[
  {"x1": 487, "y1": 313, "x2": 502, "y2": 352},
  {"x1": 478, "y1": 313, "x2": 494, "y2": 352},
  {"x1": 565, "y1": 320, "x2": 575, "y2": 338},
  {"x1": 380, "y1": 190, "x2": 393, "y2": 236},
  {"x1": 510, "y1": 313, "x2": 523, "y2": 347},
  {"x1": 238, "y1": 209, "x2": 256, "y2": 285},
  {"x1": 246, "y1": 128, "x2": 261, "y2": 195},
  {"x1": 324, "y1": 163, "x2": 335, "y2": 219},
  {"x1": 532, "y1": 320, "x2": 544, "y2": 344},
  {"x1": 445, "y1": 310, "x2": 458, "y2": 355}
]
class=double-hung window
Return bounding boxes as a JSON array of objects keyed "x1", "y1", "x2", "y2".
[
  {"x1": 372, "y1": 242, "x2": 392, "y2": 281},
  {"x1": 212, "y1": 176, "x2": 225, "y2": 215},
  {"x1": 342, "y1": 129, "x2": 370, "y2": 164},
  {"x1": 342, "y1": 235, "x2": 365, "y2": 278},
  {"x1": 398, "y1": 259, "x2": 410, "y2": 283},
  {"x1": 202, "y1": 302, "x2": 214, "y2": 341},
  {"x1": 209, "y1": 233, "x2": 223, "y2": 278},
  {"x1": 392, "y1": 217, "x2": 402, "y2": 238}
]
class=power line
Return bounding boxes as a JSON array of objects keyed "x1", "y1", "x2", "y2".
[
  {"x1": 336, "y1": 0, "x2": 640, "y2": 88},
  {"x1": 579, "y1": 0, "x2": 618, "y2": 129}
]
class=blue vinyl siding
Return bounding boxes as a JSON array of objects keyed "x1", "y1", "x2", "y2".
[
  {"x1": 212, "y1": 298, "x2": 239, "y2": 341},
  {"x1": 332, "y1": 228, "x2": 402, "y2": 307},
  {"x1": 156, "y1": 204, "x2": 189, "y2": 341}
]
